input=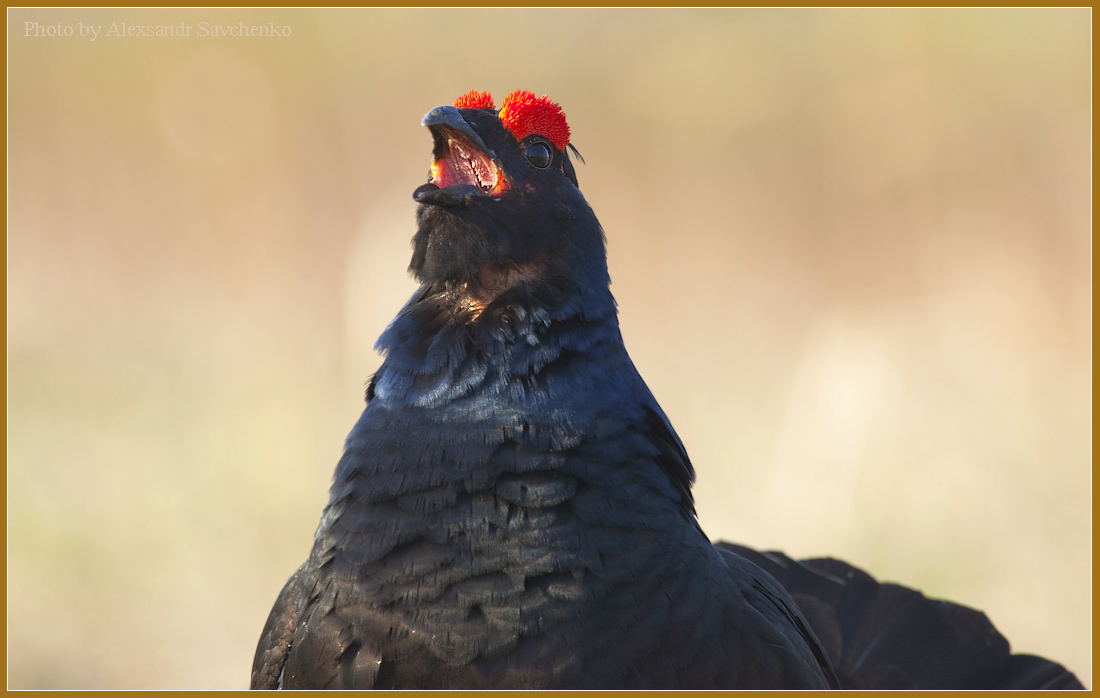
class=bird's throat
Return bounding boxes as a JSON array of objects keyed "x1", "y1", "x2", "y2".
[{"x1": 451, "y1": 262, "x2": 550, "y2": 320}]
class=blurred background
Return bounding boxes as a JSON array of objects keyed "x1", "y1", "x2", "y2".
[{"x1": 7, "y1": 8, "x2": 1091, "y2": 689}]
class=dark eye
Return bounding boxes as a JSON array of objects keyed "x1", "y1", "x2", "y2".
[{"x1": 523, "y1": 142, "x2": 551, "y2": 168}]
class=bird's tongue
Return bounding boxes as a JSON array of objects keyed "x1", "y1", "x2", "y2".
[{"x1": 432, "y1": 139, "x2": 498, "y2": 193}]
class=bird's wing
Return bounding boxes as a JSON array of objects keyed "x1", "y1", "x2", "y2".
[
  {"x1": 715, "y1": 542, "x2": 1085, "y2": 690},
  {"x1": 714, "y1": 545, "x2": 841, "y2": 689},
  {"x1": 252, "y1": 560, "x2": 387, "y2": 690},
  {"x1": 994, "y1": 653, "x2": 1088, "y2": 689},
  {"x1": 250, "y1": 564, "x2": 309, "y2": 689}
]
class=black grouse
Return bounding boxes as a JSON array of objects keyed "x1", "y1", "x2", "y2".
[{"x1": 251, "y1": 89, "x2": 1084, "y2": 690}]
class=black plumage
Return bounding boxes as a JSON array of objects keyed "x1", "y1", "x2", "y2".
[
  {"x1": 717, "y1": 544, "x2": 1084, "y2": 689},
  {"x1": 251, "y1": 90, "x2": 1083, "y2": 690}
]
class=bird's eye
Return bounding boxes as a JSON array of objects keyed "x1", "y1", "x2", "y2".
[{"x1": 523, "y1": 142, "x2": 551, "y2": 168}]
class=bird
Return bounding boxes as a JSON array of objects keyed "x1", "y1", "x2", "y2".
[{"x1": 251, "y1": 89, "x2": 1084, "y2": 690}]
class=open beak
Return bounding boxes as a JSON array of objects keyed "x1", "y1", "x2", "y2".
[{"x1": 413, "y1": 105, "x2": 506, "y2": 206}]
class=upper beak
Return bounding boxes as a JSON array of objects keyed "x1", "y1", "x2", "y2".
[{"x1": 421, "y1": 105, "x2": 496, "y2": 160}]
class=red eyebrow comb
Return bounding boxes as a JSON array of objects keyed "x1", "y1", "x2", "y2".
[
  {"x1": 452, "y1": 90, "x2": 495, "y2": 110},
  {"x1": 499, "y1": 90, "x2": 570, "y2": 150}
]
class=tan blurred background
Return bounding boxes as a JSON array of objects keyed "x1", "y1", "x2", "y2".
[{"x1": 7, "y1": 8, "x2": 1091, "y2": 689}]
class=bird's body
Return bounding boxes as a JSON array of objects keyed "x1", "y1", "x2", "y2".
[
  {"x1": 253, "y1": 257, "x2": 833, "y2": 689},
  {"x1": 252, "y1": 89, "x2": 1082, "y2": 690}
]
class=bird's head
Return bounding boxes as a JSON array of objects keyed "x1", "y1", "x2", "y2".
[{"x1": 409, "y1": 89, "x2": 608, "y2": 311}]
